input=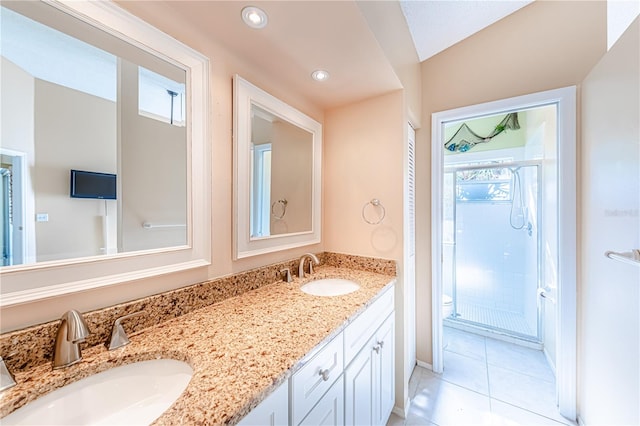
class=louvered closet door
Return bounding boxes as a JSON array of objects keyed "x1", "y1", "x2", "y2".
[{"x1": 405, "y1": 123, "x2": 416, "y2": 378}]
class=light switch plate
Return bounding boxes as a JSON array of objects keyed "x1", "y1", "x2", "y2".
[{"x1": 36, "y1": 213, "x2": 49, "y2": 222}]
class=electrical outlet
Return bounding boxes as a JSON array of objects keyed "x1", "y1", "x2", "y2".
[{"x1": 36, "y1": 213, "x2": 49, "y2": 222}]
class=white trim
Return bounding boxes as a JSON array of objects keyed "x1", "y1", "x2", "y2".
[
  {"x1": 391, "y1": 396, "x2": 411, "y2": 419},
  {"x1": 416, "y1": 359, "x2": 433, "y2": 370},
  {"x1": 431, "y1": 86, "x2": 577, "y2": 420},
  {"x1": 1, "y1": 259, "x2": 209, "y2": 306},
  {"x1": 403, "y1": 123, "x2": 417, "y2": 382},
  {"x1": 233, "y1": 75, "x2": 322, "y2": 259},
  {"x1": 0, "y1": 149, "x2": 30, "y2": 265},
  {"x1": 0, "y1": 0, "x2": 211, "y2": 306}
]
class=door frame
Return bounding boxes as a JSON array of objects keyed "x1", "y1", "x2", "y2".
[
  {"x1": 0, "y1": 148, "x2": 28, "y2": 266},
  {"x1": 430, "y1": 86, "x2": 577, "y2": 420}
]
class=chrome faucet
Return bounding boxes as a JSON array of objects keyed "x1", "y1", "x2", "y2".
[
  {"x1": 298, "y1": 253, "x2": 320, "y2": 279},
  {"x1": 53, "y1": 309, "x2": 90, "y2": 369},
  {"x1": 0, "y1": 356, "x2": 16, "y2": 392},
  {"x1": 106, "y1": 311, "x2": 143, "y2": 351},
  {"x1": 280, "y1": 268, "x2": 293, "y2": 283}
]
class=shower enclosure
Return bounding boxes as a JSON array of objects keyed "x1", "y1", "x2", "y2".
[{"x1": 443, "y1": 161, "x2": 541, "y2": 341}]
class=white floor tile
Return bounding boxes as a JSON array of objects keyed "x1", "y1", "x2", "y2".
[
  {"x1": 444, "y1": 327, "x2": 487, "y2": 361},
  {"x1": 490, "y1": 399, "x2": 573, "y2": 425},
  {"x1": 443, "y1": 350, "x2": 489, "y2": 395},
  {"x1": 411, "y1": 378, "x2": 493, "y2": 426},
  {"x1": 488, "y1": 365, "x2": 566, "y2": 423},
  {"x1": 485, "y1": 338, "x2": 555, "y2": 383},
  {"x1": 408, "y1": 329, "x2": 565, "y2": 426},
  {"x1": 409, "y1": 365, "x2": 425, "y2": 398}
]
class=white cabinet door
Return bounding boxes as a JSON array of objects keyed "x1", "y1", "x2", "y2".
[
  {"x1": 373, "y1": 314, "x2": 395, "y2": 425},
  {"x1": 344, "y1": 340, "x2": 374, "y2": 426},
  {"x1": 238, "y1": 381, "x2": 289, "y2": 426},
  {"x1": 345, "y1": 313, "x2": 395, "y2": 426},
  {"x1": 298, "y1": 375, "x2": 344, "y2": 426}
]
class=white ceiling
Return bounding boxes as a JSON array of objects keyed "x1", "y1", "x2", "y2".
[
  {"x1": 158, "y1": 1, "x2": 404, "y2": 110},
  {"x1": 121, "y1": 1, "x2": 535, "y2": 111},
  {"x1": 399, "y1": 0, "x2": 533, "y2": 61},
  {"x1": 4, "y1": 1, "x2": 536, "y2": 112}
]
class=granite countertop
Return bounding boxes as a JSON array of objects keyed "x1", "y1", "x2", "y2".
[{"x1": 0, "y1": 266, "x2": 395, "y2": 424}]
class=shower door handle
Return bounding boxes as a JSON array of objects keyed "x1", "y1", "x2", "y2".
[{"x1": 537, "y1": 287, "x2": 556, "y2": 304}]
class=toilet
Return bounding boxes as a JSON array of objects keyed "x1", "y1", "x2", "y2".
[{"x1": 442, "y1": 294, "x2": 453, "y2": 319}]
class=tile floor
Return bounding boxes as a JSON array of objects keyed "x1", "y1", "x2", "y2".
[{"x1": 387, "y1": 327, "x2": 576, "y2": 426}]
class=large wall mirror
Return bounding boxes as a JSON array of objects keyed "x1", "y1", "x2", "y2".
[
  {"x1": 1, "y1": 1, "x2": 210, "y2": 305},
  {"x1": 233, "y1": 76, "x2": 321, "y2": 258}
]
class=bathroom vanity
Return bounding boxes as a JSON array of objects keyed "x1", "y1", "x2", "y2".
[
  {"x1": 0, "y1": 264, "x2": 395, "y2": 425},
  {"x1": 240, "y1": 281, "x2": 394, "y2": 426}
]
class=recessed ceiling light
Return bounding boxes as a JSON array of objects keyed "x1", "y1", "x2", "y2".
[
  {"x1": 311, "y1": 70, "x2": 330, "y2": 82},
  {"x1": 241, "y1": 6, "x2": 268, "y2": 29}
]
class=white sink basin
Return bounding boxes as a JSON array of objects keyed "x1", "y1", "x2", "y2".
[
  {"x1": 301, "y1": 278, "x2": 360, "y2": 297},
  {"x1": 2, "y1": 359, "x2": 193, "y2": 425}
]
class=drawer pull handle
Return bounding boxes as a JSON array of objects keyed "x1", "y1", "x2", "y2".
[
  {"x1": 377, "y1": 340, "x2": 384, "y2": 348},
  {"x1": 373, "y1": 344, "x2": 381, "y2": 354},
  {"x1": 319, "y1": 369, "x2": 330, "y2": 381}
]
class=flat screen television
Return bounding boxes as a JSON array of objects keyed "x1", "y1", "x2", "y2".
[{"x1": 70, "y1": 169, "x2": 117, "y2": 200}]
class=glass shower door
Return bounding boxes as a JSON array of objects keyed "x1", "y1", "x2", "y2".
[{"x1": 444, "y1": 163, "x2": 541, "y2": 341}]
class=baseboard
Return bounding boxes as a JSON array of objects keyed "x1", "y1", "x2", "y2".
[
  {"x1": 416, "y1": 359, "x2": 433, "y2": 370},
  {"x1": 392, "y1": 395, "x2": 411, "y2": 419}
]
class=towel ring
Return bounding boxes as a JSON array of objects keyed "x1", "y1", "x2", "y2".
[
  {"x1": 271, "y1": 199, "x2": 288, "y2": 219},
  {"x1": 362, "y1": 199, "x2": 385, "y2": 225}
]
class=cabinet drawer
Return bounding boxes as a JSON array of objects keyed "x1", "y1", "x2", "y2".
[
  {"x1": 291, "y1": 334, "x2": 344, "y2": 425},
  {"x1": 343, "y1": 285, "x2": 394, "y2": 365}
]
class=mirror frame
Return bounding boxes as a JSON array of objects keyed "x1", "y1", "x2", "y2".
[
  {"x1": 0, "y1": 0, "x2": 211, "y2": 306},
  {"x1": 233, "y1": 75, "x2": 321, "y2": 259}
]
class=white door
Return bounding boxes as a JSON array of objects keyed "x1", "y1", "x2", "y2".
[{"x1": 404, "y1": 123, "x2": 416, "y2": 378}]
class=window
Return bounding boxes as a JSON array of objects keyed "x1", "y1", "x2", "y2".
[
  {"x1": 456, "y1": 167, "x2": 512, "y2": 202},
  {"x1": 250, "y1": 143, "x2": 272, "y2": 237},
  {"x1": 138, "y1": 67, "x2": 185, "y2": 126}
]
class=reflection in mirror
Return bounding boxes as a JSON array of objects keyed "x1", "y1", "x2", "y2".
[
  {"x1": 234, "y1": 75, "x2": 321, "y2": 259},
  {"x1": 250, "y1": 105, "x2": 313, "y2": 238},
  {"x1": 1, "y1": 2, "x2": 187, "y2": 267}
]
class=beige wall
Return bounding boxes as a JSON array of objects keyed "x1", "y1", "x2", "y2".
[
  {"x1": 579, "y1": 18, "x2": 639, "y2": 425},
  {"x1": 416, "y1": 0, "x2": 606, "y2": 365},
  {"x1": 119, "y1": 59, "x2": 187, "y2": 252},
  {"x1": 270, "y1": 120, "x2": 313, "y2": 235},
  {"x1": 355, "y1": 1, "x2": 422, "y2": 127},
  {"x1": 324, "y1": 90, "x2": 408, "y2": 410},
  {"x1": 34, "y1": 79, "x2": 117, "y2": 262},
  {"x1": 324, "y1": 91, "x2": 404, "y2": 260}
]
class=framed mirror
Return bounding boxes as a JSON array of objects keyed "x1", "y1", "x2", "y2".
[
  {"x1": 0, "y1": 1, "x2": 210, "y2": 306},
  {"x1": 233, "y1": 75, "x2": 321, "y2": 258}
]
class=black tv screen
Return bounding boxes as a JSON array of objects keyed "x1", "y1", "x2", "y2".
[{"x1": 70, "y1": 169, "x2": 117, "y2": 200}]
